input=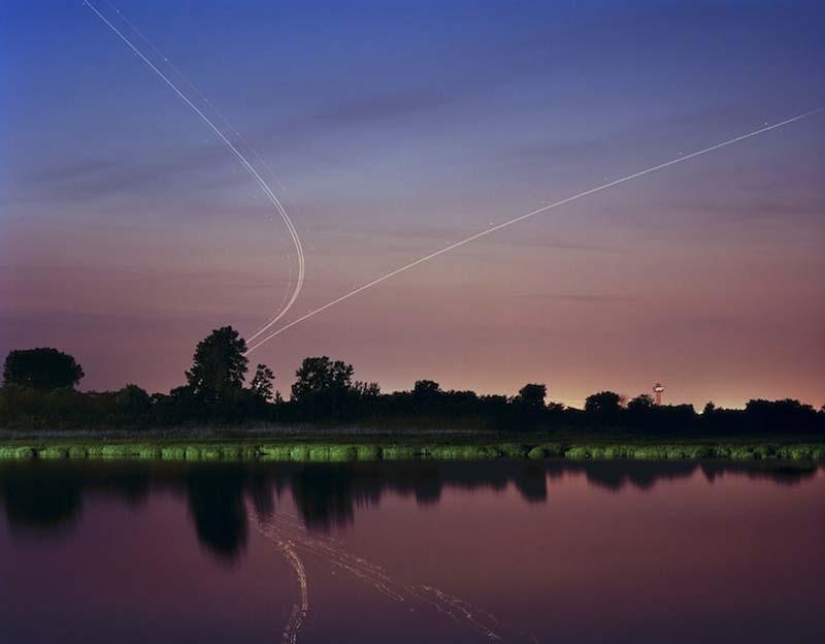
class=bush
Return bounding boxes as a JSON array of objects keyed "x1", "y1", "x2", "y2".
[
  {"x1": 161, "y1": 446, "x2": 187, "y2": 460},
  {"x1": 38, "y1": 446, "x2": 69, "y2": 459},
  {"x1": 67, "y1": 446, "x2": 88, "y2": 459},
  {"x1": 564, "y1": 446, "x2": 590, "y2": 459},
  {"x1": 328, "y1": 446, "x2": 358, "y2": 461},
  {"x1": 355, "y1": 445, "x2": 381, "y2": 461},
  {"x1": 381, "y1": 446, "x2": 419, "y2": 460},
  {"x1": 0, "y1": 446, "x2": 36, "y2": 459},
  {"x1": 498, "y1": 443, "x2": 530, "y2": 458},
  {"x1": 259, "y1": 445, "x2": 292, "y2": 461}
]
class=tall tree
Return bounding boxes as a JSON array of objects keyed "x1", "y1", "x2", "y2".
[
  {"x1": 291, "y1": 356, "x2": 353, "y2": 403},
  {"x1": 628, "y1": 394, "x2": 655, "y2": 411},
  {"x1": 249, "y1": 364, "x2": 275, "y2": 401},
  {"x1": 186, "y1": 327, "x2": 248, "y2": 401},
  {"x1": 2, "y1": 348, "x2": 84, "y2": 390},
  {"x1": 584, "y1": 391, "x2": 623, "y2": 415},
  {"x1": 413, "y1": 380, "x2": 441, "y2": 401},
  {"x1": 515, "y1": 383, "x2": 547, "y2": 409}
]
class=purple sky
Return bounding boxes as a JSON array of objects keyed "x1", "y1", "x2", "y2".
[{"x1": 1, "y1": 1, "x2": 823, "y2": 407}]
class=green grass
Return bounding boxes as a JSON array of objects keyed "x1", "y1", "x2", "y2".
[
  {"x1": 0, "y1": 445, "x2": 37, "y2": 459},
  {"x1": 355, "y1": 445, "x2": 381, "y2": 461},
  {"x1": 423, "y1": 445, "x2": 501, "y2": 460},
  {"x1": 38, "y1": 445, "x2": 70, "y2": 459},
  {"x1": 380, "y1": 445, "x2": 420, "y2": 460},
  {"x1": 0, "y1": 437, "x2": 823, "y2": 462},
  {"x1": 527, "y1": 443, "x2": 563, "y2": 459}
]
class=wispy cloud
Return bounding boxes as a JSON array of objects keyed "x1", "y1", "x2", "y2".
[{"x1": 312, "y1": 88, "x2": 452, "y2": 126}]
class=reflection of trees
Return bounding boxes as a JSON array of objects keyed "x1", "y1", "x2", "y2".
[
  {"x1": 513, "y1": 463, "x2": 548, "y2": 502},
  {"x1": 1, "y1": 463, "x2": 83, "y2": 532},
  {"x1": 701, "y1": 462, "x2": 818, "y2": 485},
  {"x1": 0, "y1": 462, "x2": 152, "y2": 534},
  {"x1": 0, "y1": 460, "x2": 820, "y2": 556},
  {"x1": 580, "y1": 462, "x2": 699, "y2": 492},
  {"x1": 247, "y1": 470, "x2": 276, "y2": 521},
  {"x1": 290, "y1": 464, "x2": 358, "y2": 531},
  {"x1": 185, "y1": 465, "x2": 248, "y2": 561}
]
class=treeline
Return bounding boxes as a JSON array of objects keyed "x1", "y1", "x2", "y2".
[
  {"x1": 1, "y1": 327, "x2": 823, "y2": 435},
  {"x1": 1, "y1": 460, "x2": 817, "y2": 560}
]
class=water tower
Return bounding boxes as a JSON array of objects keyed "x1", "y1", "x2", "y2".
[{"x1": 653, "y1": 382, "x2": 665, "y2": 406}]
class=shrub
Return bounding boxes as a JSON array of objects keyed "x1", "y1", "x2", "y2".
[
  {"x1": 289, "y1": 445, "x2": 311, "y2": 461},
  {"x1": 564, "y1": 446, "x2": 590, "y2": 459},
  {"x1": 328, "y1": 445, "x2": 358, "y2": 461},
  {"x1": 259, "y1": 445, "x2": 292, "y2": 461},
  {"x1": 67, "y1": 446, "x2": 88, "y2": 459},
  {"x1": 498, "y1": 443, "x2": 529, "y2": 458},
  {"x1": 355, "y1": 445, "x2": 381, "y2": 461},
  {"x1": 161, "y1": 446, "x2": 187, "y2": 460},
  {"x1": 38, "y1": 446, "x2": 69, "y2": 459},
  {"x1": 0, "y1": 446, "x2": 36, "y2": 459},
  {"x1": 381, "y1": 445, "x2": 419, "y2": 460}
]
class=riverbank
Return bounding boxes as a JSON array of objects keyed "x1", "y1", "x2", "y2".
[{"x1": 1, "y1": 434, "x2": 824, "y2": 462}]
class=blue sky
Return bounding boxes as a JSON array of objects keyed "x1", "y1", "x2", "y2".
[{"x1": 1, "y1": 0, "x2": 823, "y2": 406}]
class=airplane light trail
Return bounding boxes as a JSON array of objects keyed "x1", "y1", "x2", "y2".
[
  {"x1": 83, "y1": 0, "x2": 305, "y2": 337},
  {"x1": 245, "y1": 107, "x2": 823, "y2": 354}
]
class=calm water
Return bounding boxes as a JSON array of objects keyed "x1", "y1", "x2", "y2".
[{"x1": 1, "y1": 459, "x2": 823, "y2": 643}]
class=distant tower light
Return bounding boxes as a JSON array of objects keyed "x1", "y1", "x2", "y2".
[{"x1": 653, "y1": 382, "x2": 665, "y2": 406}]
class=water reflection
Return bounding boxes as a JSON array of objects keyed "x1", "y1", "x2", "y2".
[
  {"x1": 186, "y1": 465, "x2": 249, "y2": 560},
  {"x1": 0, "y1": 460, "x2": 819, "y2": 561}
]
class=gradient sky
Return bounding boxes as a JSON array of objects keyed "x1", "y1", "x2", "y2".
[{"x1": 1, "y1": 0, "x2": 823, "y2": 408}]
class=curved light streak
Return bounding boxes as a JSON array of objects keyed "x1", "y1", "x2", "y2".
[
  {"x1": 246, "y1": 107, "x2": 823, "y2": 354},
  {"x1": 84, "y1": 0, "x2": 305, "y2": 334}
]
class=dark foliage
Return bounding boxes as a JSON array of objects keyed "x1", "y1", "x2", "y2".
[
  {"x1": 585, "y1": 391, "x2": 623, "y2": 416},
  {"x1": 186, "y1": 326, "x2": 248, "y2": 402},
  {"x1": 250, "y1": 364, "x2": 275, "y2": 402},
  {"x1": 1, "y1": 330, "x2": 823, "y2": 435},
  {"x1": 3, "y1": 348, "x2": 84, "y2": 390}
]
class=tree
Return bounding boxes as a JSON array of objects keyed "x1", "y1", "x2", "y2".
[
  {"x1": 584, "y1": 391, "x2": 623, "y2": 415},
  {"x1": 291, "y1": 356, "x2": 354, "y2": 404},
  {"x1": 115, "y1": 384, "x2": 152, "y2": 417},
  {"x1": 413, "y1": 380, "x2": 441, "y2": 396},
  {"x1": 250, "y1": 364, "x2": 275, "y2": 401},
  {"x1": 628, "y1": 394, "x2": 655, "y2": 412},
  {"x1": 515, "y1": 383, "x2": 547, "y2": 409},
  {"x1": 185, "y1": 327, "x2": 248, "y2": 401},
  {"x1": 2, "y1": 348, "x2": 84, "y2": 390},
  {"x1": 354, "y1": 381, "x2": 381, "y2": 398},
  {"x1": 744, "y1": 398, "x2": 818, "y2": 433}
]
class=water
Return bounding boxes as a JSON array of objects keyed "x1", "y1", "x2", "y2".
[{"x1": 1, "y1": 459, "x2": 823, "y2": 643}]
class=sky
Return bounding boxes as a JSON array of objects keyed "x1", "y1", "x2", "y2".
[{"x1": 1, "y1": 0, "x2": 823, "y2": 408}]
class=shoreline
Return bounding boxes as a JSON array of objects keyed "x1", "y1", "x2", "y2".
[{"x1": 1, "y1": 437, "x2": 823, "y2": 462}]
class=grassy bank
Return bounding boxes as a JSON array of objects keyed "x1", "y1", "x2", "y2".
[{"x1": 1, "y1": 438, "x2": 824, "y2": 462}]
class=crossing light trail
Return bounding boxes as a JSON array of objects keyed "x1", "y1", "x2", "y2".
[
  {"x1": 84, "y1": 0, "x2": 306, "y2": 337},
  {"x1": 245, "y1": 107, "x2": 823, "y2": 355},
  {"x1": 97, "y1": 0, "x2": 305, "y2": 343}
]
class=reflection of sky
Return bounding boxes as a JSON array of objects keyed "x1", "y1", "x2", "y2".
[
  {"x1": 1, "y1": 462, "x2": 824, "y2": 643},
  {"x1": 1, "y1": 1, "x2": 823, "y2": 406}
]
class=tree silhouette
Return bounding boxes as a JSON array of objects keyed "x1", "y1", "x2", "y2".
[
  {"x1": 585, "y1": 391, "x2": 623, "y2": 415},
  {"x1": 291, "y1": 356, "x2": 354, "y2": 403},
  {"x1": 413, "y1": 380, "x2": 441, "y2": 398},
  {"x1": 115, "y1": 384, "x2": 152, "y2": 416},
  {"x1": 3, "y1": 348, "x2": 84, "y2": 390},
  {"x1": 250, "y1": 364, "x2": 275, "y2": 401},
  {"x1": 628, "y1": 394, "x2": 655, "y2": 411},
  {"x1": 354, "y1": 381, "x2": 381, "y2": 398},
  {"x1": 185, "y1": 327, "x2": 248, "y2": 402},
  {"x1": 515, "y1": 383, "x2": 547, "y2": 409}
]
